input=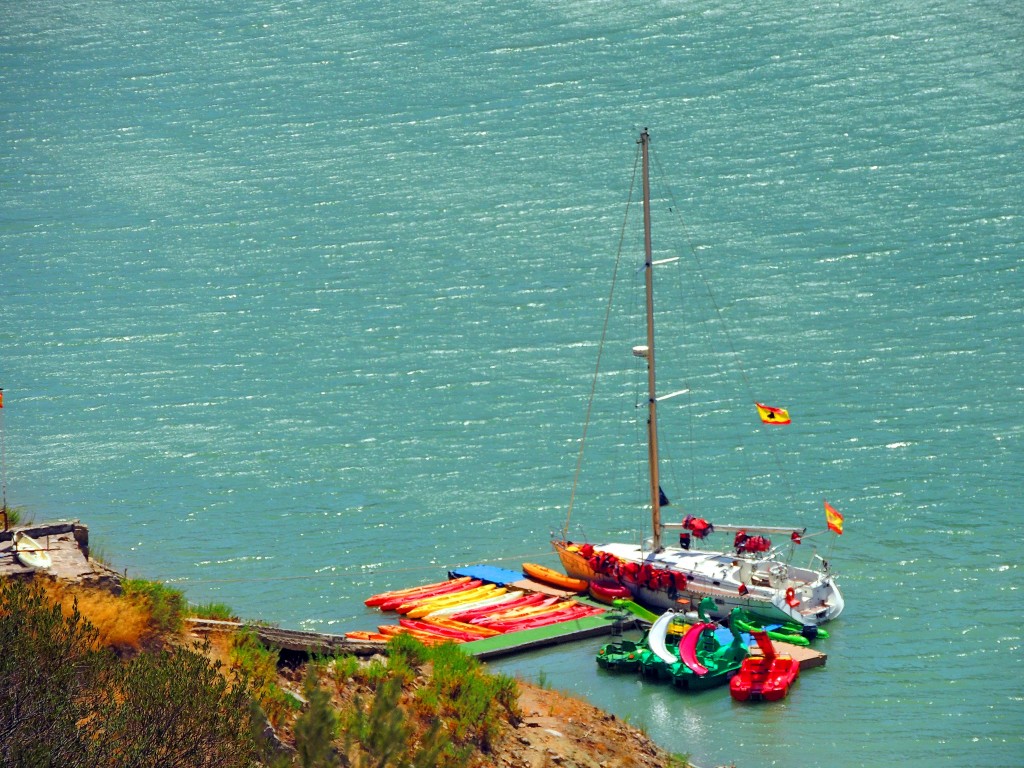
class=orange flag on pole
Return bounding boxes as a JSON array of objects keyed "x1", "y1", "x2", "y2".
[
  {"x1": 824, "y1": 500, "x2": 844, "y2": 535},
  {"x1": 755, "y1": 402, "x2": 790, "y2": 425}
]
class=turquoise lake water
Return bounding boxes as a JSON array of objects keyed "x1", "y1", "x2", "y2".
[{"x1": 2, "y1": 2, "x2": 1022, "y2": 765}]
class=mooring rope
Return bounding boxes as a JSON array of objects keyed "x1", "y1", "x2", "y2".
[{"x1": 562, "y1": 141, "x2": 642, "y2": 540}]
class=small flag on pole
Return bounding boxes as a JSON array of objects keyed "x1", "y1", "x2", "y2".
[
  {"x1": 824, "y1": 500, "x2": 844, "y2": 535},
  {"x1": 755, "y1": 402, "x2": 790, "y2": 425}
]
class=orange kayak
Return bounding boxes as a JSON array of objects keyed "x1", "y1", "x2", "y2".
[
  {"x1": 344, "y1": 630, "x2": 389, "y2": 643},
  {"x1": 402, "y1": 584, "x2": 502, "y2": 618},
  {"x1": 377, "y1": 624, "x2": 447, "y2": 645},
  {"x1": 522, "y1": 562, "x2": 589, "y2": 593}
]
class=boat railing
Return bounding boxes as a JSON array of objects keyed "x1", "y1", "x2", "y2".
[{"x1": 660, "y1": 523, "x2": 806, "y2": 537}]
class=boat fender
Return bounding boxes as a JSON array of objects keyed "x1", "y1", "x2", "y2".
[{"x1": 785, "y1": 587, "x2": 800, "y2": 607}]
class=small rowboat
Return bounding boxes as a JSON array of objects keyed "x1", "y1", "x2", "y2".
[
  {"x1": 13, "y1": 532, "x2": 51, "y2": 571},
  {"x1": 522, "y1": 562, "x2": 588, "y2": 593}
]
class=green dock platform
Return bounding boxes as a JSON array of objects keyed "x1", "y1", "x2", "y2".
[{"x1": 462, "y1": 606, "x2": 637, "y2": 660}]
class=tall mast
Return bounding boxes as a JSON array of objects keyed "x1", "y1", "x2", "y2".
[{"x1": 639, "y1": 129, "x2": 663, "y2": 551}]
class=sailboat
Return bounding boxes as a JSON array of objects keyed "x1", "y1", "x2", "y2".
[{"x1": 552, "y1": 130, "x2": 844, "y2": 632}]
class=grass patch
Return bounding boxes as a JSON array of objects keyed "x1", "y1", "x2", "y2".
[
  {"x1": 122, "y1": 578, "x2": 186, "y2": 634},
  {"x1": 86, "y1": 540, "x2": 113, "y2": 567},
  {"x1": 39, "y1": 580, "x2": 153, "y2": 652},
  {"x1": 2, "y1": 505, "x2": 29, "y2": 528},
  {"x1": 190, "y1": 601, "x2": 238, "y2": 621}
]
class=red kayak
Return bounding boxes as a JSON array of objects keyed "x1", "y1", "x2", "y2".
[
  {"x1": 399, "y1": 618, "x2": 480, "y2": 643},
  {"x1": 468, "y1": 596, "x2": 561, "y2": 625},
  {"x1": 391, "y1": 582, "x2": 491, "y2": 614},
  {"x1": 481, "y1": 602, "x2": 603, "y2": 632},
  {"x1": 729, "y1": 630, "x2": 800, "y2": 702},
  {"x1": 446, "y1": 592, "x2": 547, "y2": 623},
  {"x1": 495, "y1": 605, "x2": 604, "y2": 632},
  {"x1": 367, "y1": 577, "x2": 478, "y2": 609},
  {"x1": 589, "y1": 581, "x2": 632, "y2": 604}
]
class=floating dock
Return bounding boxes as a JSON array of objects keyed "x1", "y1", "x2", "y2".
[
  {"x1": 462, "y1": 606, "x2": 635, "y2": 660},
  {"x1": 190, "y1": 564, "x2": 827, "y2": 671}
]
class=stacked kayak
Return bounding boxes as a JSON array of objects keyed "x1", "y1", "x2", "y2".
[
  {"x1": 365, "y1": 577, "x2": 480, "y2": 610},
  {"x1": 356, "y1": 576, "x2": 604, "y2": 644}
]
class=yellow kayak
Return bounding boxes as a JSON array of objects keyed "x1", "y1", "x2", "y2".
[{"x1": 404, "y1": 585, "x2": 503, "y2": 619}]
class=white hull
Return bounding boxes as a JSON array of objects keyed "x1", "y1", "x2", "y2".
[
  {"x1": 556, "y1": 540, "x2": 844, "y2": 629},
  {"x1": 14, "y1": 531, "x2": 52, "y2": 571}
]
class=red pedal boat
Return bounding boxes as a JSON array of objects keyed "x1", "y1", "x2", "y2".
[{"x1": 729, "y1": 630, "x2": 800, "y2": 702}]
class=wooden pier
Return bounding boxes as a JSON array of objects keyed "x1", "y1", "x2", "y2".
[{"x1": 187, "y1": 618, "x2": 387, "y2": 657}]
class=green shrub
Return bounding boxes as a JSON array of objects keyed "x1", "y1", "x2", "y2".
[
  {"x1": 2, "y1": 505, "x2": 27, "y2": 527},
  {"x1": 294, "y1": 665, "x2": 340, "y2": 768},
  {"x1": 0, "y1": 579, "x2": 105, "y2": 766},
  {"x1": 386, "y1": 631, "x2": 432, "y2": 667},
  {"x1": 122, "y1": 577, "x2": 187, "y2": 633},
  {"x1": 0, "y1": 579, "x2": 259, "y2": 768},
  {"x1": 229, "y1": 629, "x2": 296, "y2": 728},
  {"x1": 331, "y1": 653, "x2": 360, "y2": 682},
  {"x1": 87, "y1": 642, "x2": 257, "y2": 767}
]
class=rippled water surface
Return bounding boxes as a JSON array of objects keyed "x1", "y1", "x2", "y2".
[{"x1": 2, "y1": 2, "x2": 1022, "y2": 765}]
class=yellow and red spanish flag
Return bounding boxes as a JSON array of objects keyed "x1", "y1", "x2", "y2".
[
  {"x1": 755, "y1": 402, "x2": 790, "y2": 425},
  {"x1": 824, "y1": 500, "x2": 844, "y2": 535}
]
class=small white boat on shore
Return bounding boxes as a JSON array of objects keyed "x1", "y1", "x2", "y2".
[{"x1": 13, "y1": 531, "x2": 52, "y2": 571}]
